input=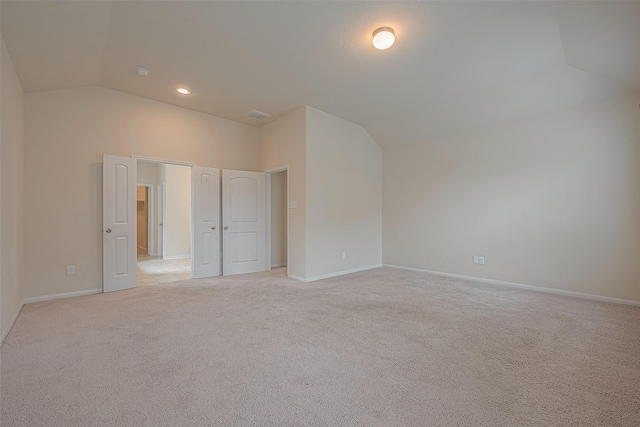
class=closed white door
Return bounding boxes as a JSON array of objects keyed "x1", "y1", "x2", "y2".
[
  {"x1": 222, "y1": 170, "x2": 266, "y2": 275},
  {"x1": 192, "y1": 167, "x2": 221, "y2": 278},
  {"x1": 103, "y1": 155, "x2": 137, "y2": 292}
]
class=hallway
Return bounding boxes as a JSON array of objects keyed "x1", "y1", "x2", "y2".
[{"x1": 137, "y1": 256, "x2": 191, "y2": 285}]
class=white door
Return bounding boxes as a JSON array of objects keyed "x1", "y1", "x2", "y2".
[
  {"x1": 222, "y1": 170, "x2": 266, "y2": 275},
  {"x1": 103, "y1": 155, "x2": 137, "y2": 292},
  {"x1": 157, "y1": 183, "x2": 164, "y2": 257},
  {"x1": 192, "y1": 167, "x2": 221, "y2": 278}
]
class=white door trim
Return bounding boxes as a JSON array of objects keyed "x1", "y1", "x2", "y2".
[
  {"x1": 265, "y1": 166, "x2": 289, "y2": 273},
  {"x1": 131, "y1": 155, "x2": 196, "y2": 167},
  {"x1": 266, "y1": 174, "x2": 271, "y2": 270}
]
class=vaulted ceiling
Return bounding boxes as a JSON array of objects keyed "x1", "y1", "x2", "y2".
[{"x1": 2, "y1": 1, "x2": 639, "y2": 147}]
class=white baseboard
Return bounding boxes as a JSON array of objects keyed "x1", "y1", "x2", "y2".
[
  {"x1": 1, "y1": 300, "x2": 25, "y2": 346},
  {"x1": 383, "y1": 264, "x2": 640, "y2": 307},
  {"x1": 289, "y1": 264, "x2": 382, "y2": 283},
  {"x1": 23, "y1": 288, "x2": 103, "y2": 304},
  {"x1": 164, "y1": 255, "x2": 190, "y2": 260}
]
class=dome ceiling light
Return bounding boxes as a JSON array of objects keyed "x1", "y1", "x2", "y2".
[{"x1": 372, "y1": 27, "x2": 395, "y2": 50}]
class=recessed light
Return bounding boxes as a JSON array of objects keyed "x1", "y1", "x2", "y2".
[
  {"x1": 372, "y1": 27, "x2": 395, "y2": 50},
  {"x1": 176, "y1": 87, "x2": 191, "y2": 95},
  {"x1": 136, "y1": 67, "x2": 149, "y2": 76}
]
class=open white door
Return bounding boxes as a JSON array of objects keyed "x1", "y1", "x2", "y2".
[
  {"x1": 103, "y1": 155, "x2": 137, "y2": 292},
  {"x1": 157, "y1": 183, "x2": 164, "y2": 258},
  {"x1": 192, "y1": 166, "x2": 221, "y2": 278},
  {"x1": 222, "y1": 169, "x2": 266, "y2": 275}
]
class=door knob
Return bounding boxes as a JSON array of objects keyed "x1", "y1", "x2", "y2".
[
  {"x1": 224, "y1": 226, "x2": 229, "y2": 230},
  {"x1": 211, "y1": 226, "x2": 216, "y2": 230},
  {"x1": 105, "y1": 228, "x2": 112, "y2": 233}
]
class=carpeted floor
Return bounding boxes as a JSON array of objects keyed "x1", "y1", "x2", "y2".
[{"x1": 1, "y1": 267, "x2": 639, "y2": 426}]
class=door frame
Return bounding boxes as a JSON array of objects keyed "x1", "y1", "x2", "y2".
[
  {"x1": 265, "y1": 166, "x2": 289, "y2": 272},
  {"x1": 136, "y1": 183, "x2": 155, "y2": 256},
  {"x1": 132, "y1": 155, "x2": 195, "y2": 168}
]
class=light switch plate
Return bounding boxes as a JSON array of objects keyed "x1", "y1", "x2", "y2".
[
  {"x1": 66, "y1": 265, "x2": 76, "y2": 275},
  {"x1": 290, "y1": 201, "x2": 297, "y2": 209}
]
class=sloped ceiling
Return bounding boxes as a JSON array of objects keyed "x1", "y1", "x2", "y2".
[{"x1": 2, "y1": 1, "x2": 638, "y2": 147}]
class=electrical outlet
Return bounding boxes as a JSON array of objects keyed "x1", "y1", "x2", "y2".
[
  {"x1": 66, "y1": 265, "x2": 76, "y2": 275},
  {"x1": 290, "y1": 201, "x2": 297, "y2": 209},
  {"x1": 341, "y1": 251, "x2": 347, "y2": 259}
]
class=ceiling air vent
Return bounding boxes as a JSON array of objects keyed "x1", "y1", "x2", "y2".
[{"x1": 244, "y1": 110, "x2": 272, "y2": 121}]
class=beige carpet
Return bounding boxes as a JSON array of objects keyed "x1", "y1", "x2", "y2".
[{"x1": 1, "y1": 267, "x2": 639, "y2": 426}]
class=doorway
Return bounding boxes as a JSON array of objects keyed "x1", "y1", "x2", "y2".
[
  {"x1": 266, "y1": 167, "x2": 288, "y2": 275},
  {"x1": 103, "y1": 154, "x2": 221, "y2": 293},
  {"x1": 136, "y1": 185, "x2": 150, "y2": 255},
  {"x1": 136, "y1": 160, "x2": 192, "y2": 286}
]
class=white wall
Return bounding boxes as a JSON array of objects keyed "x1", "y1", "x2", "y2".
[
  {"x1": 383, "y1": 93, "x2": 640, "y2": 302},
  {"x1": 164, "y1": 164, "x2": 191, "y2": 259},
  {"x1": 305, "y1": 107, "x2": 382, "y2": 279},
  {"x1": 24, "y1": 86, "x2": 260, "y2": 298},
  {"x1": 1, "y1": 37, "x2": 25, "y2": 342},
  {"x1": 260, "y1": 106, "x2": 307, "y2": 279},
  {"x1": 260, "y1": 106, "x2": 383, "y2": 281},
  {"x1": 137, "y1": 160, "x2": 160, "y2": 185},
  {"x1": 271, "y1": 170, "x2": 287, "y2": 267}
]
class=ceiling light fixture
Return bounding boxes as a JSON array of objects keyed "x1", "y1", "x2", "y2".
[
  {"x1": 136, "y1": 67, "x2": 149, "y2": 76},
  {"x1": 176, "y1": 87, "x2": 191, "y2": 95},
  {"x1": 372, "y1": 27, "x2": 395, "y2": 50}
]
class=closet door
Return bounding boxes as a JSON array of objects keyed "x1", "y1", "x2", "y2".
[
  {"x1": 222, "y1": 170, "x2": 266, "y2": 275},
  {"x1": 192, "y1": 167, "x2": 220, "y2": 278}
]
